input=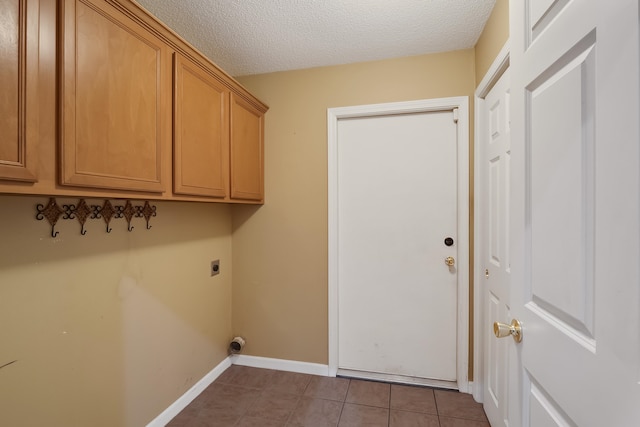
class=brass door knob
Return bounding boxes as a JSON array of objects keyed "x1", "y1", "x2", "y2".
[
  {"x1": 444, "y1": 256, "x2": 455, "y2": 266},
  {"x1": 493, "y1": 319, "x2": 523, "y2": 343}
]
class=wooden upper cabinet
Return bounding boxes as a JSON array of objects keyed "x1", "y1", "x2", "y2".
[
  {"x1": 0, "y1": 0, "x2": 267, "y2": 201},
  {"x1": 230, "y1": 93, "x2": 264, "y2": 202},
  {"x1": 173, "y1": 54, "x2": 229, "y2": 198},
  {"x1": 59, "y1": 0, "x2": 170, "y2": 193},
  {"x1": 0, "y1": 0, "x2": 38, "y2": 182}
]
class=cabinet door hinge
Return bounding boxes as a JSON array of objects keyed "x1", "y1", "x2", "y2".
[{"x1": 453, "y1": 108, "x2": 459, "y2": 123}]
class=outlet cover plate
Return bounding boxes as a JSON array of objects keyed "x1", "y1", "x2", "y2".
[{"x1": 211, "y1": 259, "x2": 220, "y2": 276}]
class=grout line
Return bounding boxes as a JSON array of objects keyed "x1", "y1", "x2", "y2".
[
  {"x1": 284, "y1": 393, "x2": 302, "y2": 426},
  {"x1": 300, "y1": 381, "x2": 311, "y2": 398},
  {"x1": 387, "y1": 383, "x2": 392, "y2": 426},
  {"x1": 433, "y1": 389, "x2": 443, "y2": 427},
  {"x1": 344, "y1": 379, "x2": 353, "y2": 404},
  {"x1": 336, "y1": 378, "x2": 350, "y2": 426},
  {"x1": 438, "y1": 414, "x2": 491, "y2": 422},
  {"x1": 336, "y1": 402, "x2": 345, "y2": 427}
]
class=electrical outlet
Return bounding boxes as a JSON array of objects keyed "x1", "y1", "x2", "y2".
[{"x1": 211, "y1": 259, "x2": 220, "y2": 276}]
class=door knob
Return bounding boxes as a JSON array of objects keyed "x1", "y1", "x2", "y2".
[
  {"x1": 493, "y1": 319, "x2": 522, "y2": 342},
  {"x1": 444, "y1": 256, "x2": 455, "y2": 266},
  {"x1": 493, "y1": 319, "x2": 523, "y2": 343}
]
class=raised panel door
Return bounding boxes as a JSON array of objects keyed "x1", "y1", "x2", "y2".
[
  {"x1": 60, "y1": 0, "x2": 169, "y2": 192},
  {"x1": 509, "y1": 0, "x2": 640, "y2": 425},
  {"x1": 481, "y1": 67, "x2": 510, "y2": 427},
  {"x1": 230, "y1": 93, "x2": 264, "y2": 201},
  {"x1": 173, "y1": 53, "x2": 229, "y2": 198},
  {"x1": 0, "y1": 0, "x2": 38, "y2": 182}
]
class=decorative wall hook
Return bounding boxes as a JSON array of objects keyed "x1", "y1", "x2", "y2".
[
  {"x1": 138, "y1": 201, "x2": 157, "y2": 230},
  {"x1": 74, "y1": 199, "x2": 91, "y2": 235},
  {"x1": 96, "y1": 200, "x2": 116, "y2": 233},
  {"x1": 62, "y1": 199, "x2": 91, "y2": 235},
  {"x1": 121, "y1": 200, "x2": 136, "y2": 232},
  {"x1": 36, "y1": 198, "x2": 157, "y2": 237},
  {"x1": 36, "y1": 198, "x2": 63, "y2": 237}
]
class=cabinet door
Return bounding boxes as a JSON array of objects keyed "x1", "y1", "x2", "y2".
[
  {"x1": 60, "y1": 0, "x2": 169, "y2": 192},
  {"x1": 174, "y1": 54, "x2": 229, "y2": 198},
  {"x1": 0, "y1": 0, "x2": 38, "y2": 182},
  {"x1": 230, "y1": 93, "x2": 264, "y2": 201}
]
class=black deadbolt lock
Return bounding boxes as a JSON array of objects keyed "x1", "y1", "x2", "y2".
[{"x1": 444, "y1": 237, "x2": 454, "y2": 246}]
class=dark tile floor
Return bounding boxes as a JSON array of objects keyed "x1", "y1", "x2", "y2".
[{"x1": 167, "y1": 365, "x2": 490, "y2": 427}]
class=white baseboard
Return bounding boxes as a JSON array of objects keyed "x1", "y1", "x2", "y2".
[
  {"x1": 231, "y1": 354, "x2": 329, "y2": 376},
  {"x1": 146, "y1": 356, "x2": 232, "y2": 427},
  {"x1": 468, "y1": 381, "x2": 483, "y2": 403},
  {"x1": 147, "y1": 355, "x2": 329, "y2": 426}
]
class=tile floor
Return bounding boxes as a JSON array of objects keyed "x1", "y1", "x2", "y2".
[{"x1": 167, "y1": 365, "x2": 490, "y2": 427}]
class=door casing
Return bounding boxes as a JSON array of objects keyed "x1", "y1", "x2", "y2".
[{"x1": 327, "y1": 97, "x2": 470, "y2": 392}]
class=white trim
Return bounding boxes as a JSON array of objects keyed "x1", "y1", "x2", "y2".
[
  {"x1": 148, "y1": 355, "x2": 331, "y2": 426},
  {"x1": 231, "y1": 354, "x2": 330, "y2": 376},
  {"x1": 145, "y1": 356, "x2": 232, "y2": 427},
  {"x1": 338, "y1": 368, "x2": 458, "y2": 390},
  {"x1": 327, "y1": 96, "x2": 471, "y2": 392},
  {"x1": 472, "y1": 40, "x2": 510, "y2": 403},
  {"x1": 476, "y1": 41, "x2": 511, "y2": 99}
]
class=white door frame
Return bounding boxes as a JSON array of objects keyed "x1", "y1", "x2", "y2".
[
  {"x1": 472, "y1": 41, "x2": 510, "y2": 402},
  {"x1": 327, "y1": 97, "x2": 470, "y2": 392}
]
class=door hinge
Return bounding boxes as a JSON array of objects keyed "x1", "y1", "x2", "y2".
[{"x1": 453, "y1": 108, "x2": 459, "y2": 123}]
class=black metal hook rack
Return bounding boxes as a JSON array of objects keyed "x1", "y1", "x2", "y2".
[{"x1": 36, "y1": 197, "x2": 157, "y2": 237}]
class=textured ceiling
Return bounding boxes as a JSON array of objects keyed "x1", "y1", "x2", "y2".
[{"x1": 135, "y1": 0, "x2": 496, "y2": 77}]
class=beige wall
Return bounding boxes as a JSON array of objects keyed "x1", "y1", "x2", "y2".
[
  {"x1": 0, "y1": 196, "x2": 233, "y2": 426},
  {"x1": 474, "y1": 0, "x2": 510, "y2": 84},
  {"x1": 234, "y1": 50, "x2": 476, "y2": 364}
]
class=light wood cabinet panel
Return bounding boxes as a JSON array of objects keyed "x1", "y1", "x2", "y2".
[
  {"x1": 0, "y1": 0, "x2": 267, "y2": 202},
  {"x1": 0, "y1": 0, "x2": 38, "y2": 182},
  {"x1": 174, "y1": 53, "x2": 229, "y2": 198},
  {"x1": 230, "y1": 93, "x2": 264, "y2": 202},
  {"x1": 59, "y1": 0, "x2": 170, "y2": 193}
]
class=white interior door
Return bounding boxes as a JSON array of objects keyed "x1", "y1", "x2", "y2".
[
  {"x1": 480, "y1": 67, "x2": 510, "y2": 427},
  {"x1": 337, "y1": 109, "x2": 458, "y2": 385},
  {"x1": 508, "y1": 0, "x2": 640, "y2": 425}
]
